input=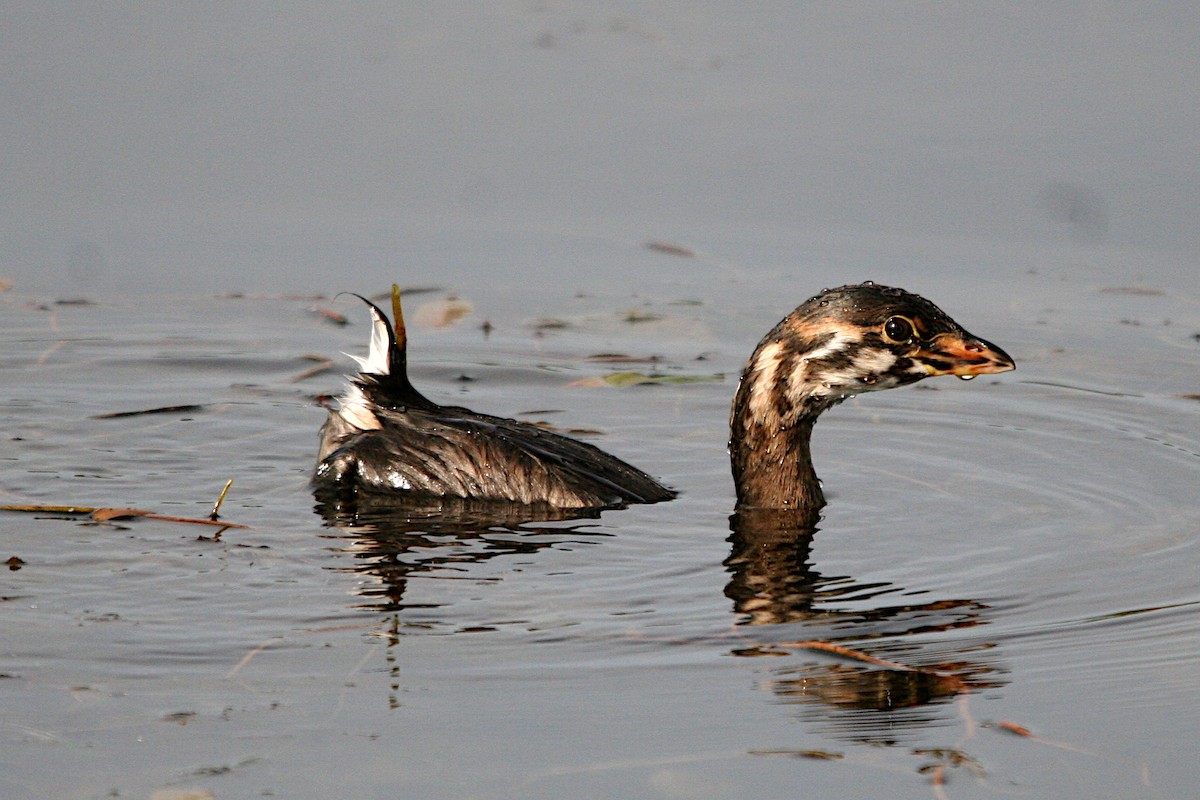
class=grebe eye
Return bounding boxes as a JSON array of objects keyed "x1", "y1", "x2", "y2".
[{"x1": 883, "y1": 316, "x2": 915, "y2": 343}]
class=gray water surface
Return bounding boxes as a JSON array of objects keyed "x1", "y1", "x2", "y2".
[
  {"x1": 3, "y1": 263, "x2": 1198, "y2": 799},
  {"x1": 4, "y1": 5, "x2": 1200, "y2": 797}
]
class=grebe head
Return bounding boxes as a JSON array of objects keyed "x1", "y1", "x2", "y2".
[{"x1": 730, "y1": 283, "x2": 1014, "y2": 513}]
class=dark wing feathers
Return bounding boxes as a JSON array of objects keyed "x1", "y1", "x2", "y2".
[{"x1": 317, "y1": 404, "x2": 674, "y2": 509}]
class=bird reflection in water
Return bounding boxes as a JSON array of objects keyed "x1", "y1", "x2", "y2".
[
  {"x1": 314, "y1": 492, "x2": 605, "y2": 614},
  {"x1": 722, "y1": 284, "x2": 1013, "y2": 742},
  {"x1": 725, "y1": 508, "x2": 1003, "y2": 744}
]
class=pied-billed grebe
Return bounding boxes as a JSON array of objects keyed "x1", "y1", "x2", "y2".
[
  {"x1": 313, "y1": 287, "x2": 675, "y2": 509},
  {"x1": 730, "y1": 283, "x2": 1015, "y2": 513}
]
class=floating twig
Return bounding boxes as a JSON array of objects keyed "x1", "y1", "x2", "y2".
[
  {"x1": 0, "y1": 504, "x2": 247, "y2": 529},
  {"x1": 289, "y1": 355, "x2": 336, "y2": 383},
  {"x1": 991, "y1": 720, "x2": 1033, "y2": 737},
  {"x1": 645, "y1": 241, "x2": 695, "y2": 257},
  {"x1": 309, "y1": 306, "x2": 348, "y2": 326},
  {"x1": 226, "y1": 636, "x2": 284, "y2": 679},
  {"x1": 981, "y1": 720, "x2": 1094, "y2": 754},
  {"x1": 778, "y1": 639, "x2": 962, "y2": 681},
  {"x1": 569, "y1": 371, "x2": 724, "y2": 388},
  {"x1": 586, "y1": 353, "x2": 662, "y2": 364},
  {"x1": 749, "y1": 748, "x2": 844, "y2": 761},
  {"x1": 92, "y1": 404, "x2": 207, "y2": 419},
  {"x1": 210, "y1": 479, "x2": 234, "y2": 520}
]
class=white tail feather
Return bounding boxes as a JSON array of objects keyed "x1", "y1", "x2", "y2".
[{"x1": 361, "y1": 304, "x2": 392, "y2": 375}]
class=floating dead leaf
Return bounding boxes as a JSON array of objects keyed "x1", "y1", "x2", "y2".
[
  {"x1": 0, "y1": 504, "x2": 95, "y2": 514},
  {"x1": 413, "y1": 297, "x2": 473, "y2": 328},
  {"x1": 586, "y1": 353, "x2": 661, "y2": 364},
  {"x1": 622, "y1": 310, "x2": 664, "y2": 324},
  {"x1": 568, "y1": 371, "x2": 723, "y2": 388},
  {"x1": 309, "y1": 306, "x2": 348, "y2": 325},
  {"x1": 90, "y1": 508, "x2": 154, "y2": 521},
  {"x1": 93, "y1": 404, "x2": 207, "y2": 419},
  {"x1": 913, "y1": 747, "x2": 986, "y2": 779},
  {"x1": 749, "y1": 748, "x2": 844, "y2": 761},
  {"x1": 368, "y1": 285, "x2": 443, "y2": 300},
  {"x1": 1099, "y1": 286, "x2": 1163, "y2": 296},
  {"x1": 531, "y1": 318, "x2": 569, "y2": 330},
  {"x1": 163, "y1": 711, "x2": 198, "y2": 725},
  {"x1": 0, "y1": 504, "x2": 246, "y2": 529},
  {"x1": 289, "y1": 356, "x2": 335, "y2": 383},
  {"x1": 150, "y1": 790, "x2": 214, "y2": 800},
  {"x1": 1176, "y1": 394, "x2": 1200, "y2": 401},
  {"x1": 645, "y1": 241, "x2": 695, "y2": 257},
  {"x1": 730, "y1": 646, "x2": 790, "y2": 657},
  {"x1": 569, "y1": 377, "x2": 609, "y2": 388},
  {"x1": 529, "y1": 421, "x2": 604, "y2": 436},
  {"x1": 987, "y1": 720, "x2": 1034, "y2": 737},
  {"x1": 55, "y1": 298, "x2": 95, "y2": 306},
  {"x1": 6, "y1": 556, "x2": 25, "y2": 571},
  {"x1": 0, "y1": 278, "x2": 11, "y2": 292}
]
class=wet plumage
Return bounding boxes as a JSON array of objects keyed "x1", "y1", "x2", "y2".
[
  {"x1": 730, "y1": 283, "x2": 1015, "y2": 515},
  {"x1": 314, "y1": 288, "x2": 675, "y2": 510}
]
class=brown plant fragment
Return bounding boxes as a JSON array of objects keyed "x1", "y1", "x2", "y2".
[
  {"x1": 93, "y1": 404, "x2": 206, "y2": 419},
  {"x1": 645, "y1": 241, "x2": 695, "y2": 257}
]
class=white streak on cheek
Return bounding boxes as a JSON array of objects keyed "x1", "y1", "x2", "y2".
[
  {"x1": 854, "y1": 349, "x2": 897, "y2": 375},
  {"x1": 811, "y1": 348, "x2": 899, "y2": 393},
  {"x1": 797, "y1": 330, "x2": 848, "y2": 364}
]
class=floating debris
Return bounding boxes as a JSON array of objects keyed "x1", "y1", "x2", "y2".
[
  {"x1": 749, "y1": 748, "x2": 844, "y2": 761},
  {"x1": 622, "y1": 310, "x2": 664, "y2": 324},
  {"x1": 289, "y1": 355, "x2": 336, "y2": 383},
  {"x1": 531, "y1": 318, "x2": 569, "y2": 331},
  {"x1": 162, "y1": 711, "x2": 198, "y2": 726},
  {"x1": 645, "y1": 241, "x2": 695, "y2": 257},
  {"x1": 530, "y1": 421, "x2": 605, "y2": 436},
  {"x1": 570, "y1": 371, "x2": 724, "y2": 388},
  {"x1": 309, "y1": 306, "x2": 348, "y2": 326},
  {"x1": 986, "y1": 720, "x2": 1033, "y2": 737},
  {"x1": 1, "y1": 496, "x2": 246, "y2": 530},
  {"x1": 209, "y1": 479, "x2": 234, "y2": 520},
  {"x1": 413, "y1": 296, "x2": 473, "y2": 328},
  {"x1": 368, "y1": 286, "x2": 443, "y2": 300},
  {"x1": 586, "y1": 353, "x2": 661, "y2": 364},
  {"x1": 913, "y1": 747, "x2": 986, "y2": 784},
  {"x1": 93, "y1": 404, "x2": 207, "y2": 419}
]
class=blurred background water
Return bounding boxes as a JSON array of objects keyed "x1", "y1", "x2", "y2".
[{"x1": 2, "y1": 4, "x2": 1199, "y2": 799}]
